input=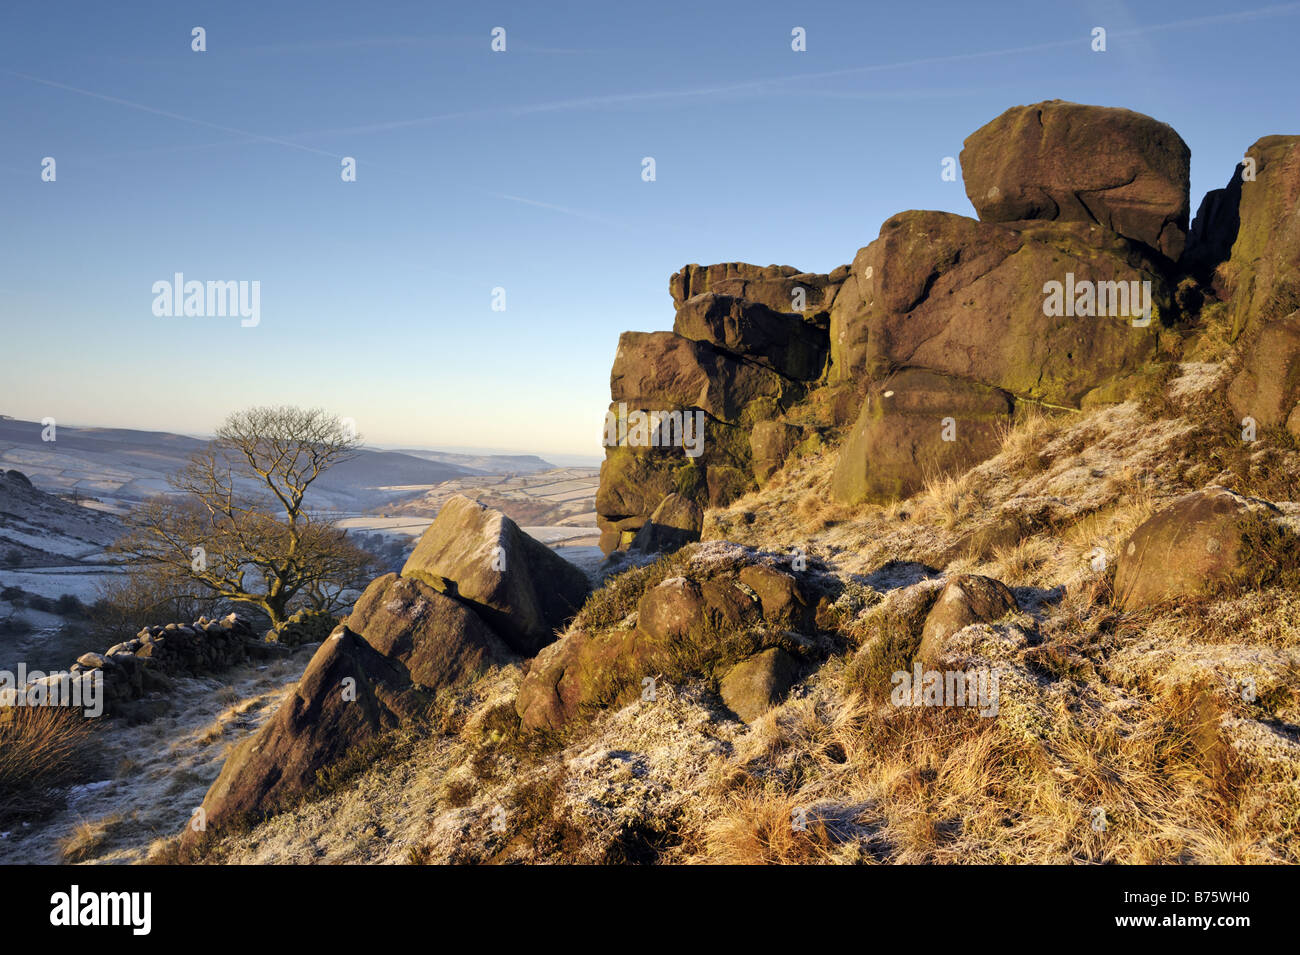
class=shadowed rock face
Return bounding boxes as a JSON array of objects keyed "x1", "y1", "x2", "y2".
[
  {"x1": 831, "y1": 370, "x2": 1013, "y2": 505},
  {"x1": 960, "y1": 100, "x2": 1191, "y2": 260},
  {"x1": 1188, "y1": 135, "x2": 1300, "y2": 340},
  {"x1": 182, "y1": 628, "x2": 432, "y2": 850},
  {"x1": 1114, "y1": 487, "x2": 1284, "y2": 611},
  {"x1": 1228, "y1": 311, "x2": 1300, "y2": 437},
  {"x1": 630, "y1": 492, "x2": 703, "y2": 554},
  {"x1": 402, "y1": 494, "x2": 590, "y2": 655},
  {"x1": 610, "y1": 330, "x2": 792, "y2": 422},
  {"x1": 673, "y1": 292, "x2": 828, "y2": 381}
]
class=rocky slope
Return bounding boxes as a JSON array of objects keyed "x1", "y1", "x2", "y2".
[{"x1": 158, "y1": 100, "x2": 1299, "y2": 865}]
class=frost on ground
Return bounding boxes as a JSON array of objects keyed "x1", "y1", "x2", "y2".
[{"x1": 0, "y1": 658, "x2": 304, "y2": 865}]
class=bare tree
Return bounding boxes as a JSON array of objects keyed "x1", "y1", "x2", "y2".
[{"x1": 112, "y1": 406, "x2": 378, "y2": 629}]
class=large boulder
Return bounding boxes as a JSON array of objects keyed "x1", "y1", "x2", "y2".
[
  {"x1": 1227, "y1": 311, "x2": 1300, "y2": 437},
  {"x1": 830, "y1": 370, "x2": 1013, "y2": 505},
  {"x1": 828, "y1": 211, "x2": 1168, "y2": 403},
  {"x1": 402, "y1": 495, "x2": 590, "y2": 655},
  {"x1": 917, "y1": 575, "x2": 1018, "y2": 664},
  {"x1": 673, "y1": 292, "x2": 827, "y2": 381},
  {"x1": 1114, "y1": 487, "x2": 1285, "y2": 611},
  {"x1": 346, "y1": 574, "x2": 514, "y2": 687},
  {"x1": 1187, "y1": 135, "x2": 1300, "y2": 339},
  {"x1": 960, "y1": 100, "x2": 1191, "y2": 259},
  {"x1": 182, "y1": 628, "x2": 430, "y2": 849}
]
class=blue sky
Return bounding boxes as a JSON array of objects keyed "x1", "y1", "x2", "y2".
[{"x1": 2, "y1": 0, "x2": 1297, "y2": 464}]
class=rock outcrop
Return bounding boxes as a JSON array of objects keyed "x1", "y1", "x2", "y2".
[
  {"x1": 828, "y1": 213, "x2": 1168, "y2": 401},
  {"x1": 629, "y1": 492, "x2": 704, "y2": 554},
  {"x1": 831, "y1": 370, "x2": 1013, "y2": 505},
  {"x1": 960, "y1": 100, "x2": 1191, "y2": 260},
  {"x1": 1227, "y1": 310, "x2": 1300, "y2": 437},
  {"x1": 596, "y1": 269, "x2": 844, "y2": 553},
  {"x1": 596, "y1": 101, "x2": 1202, "y2": 531}
]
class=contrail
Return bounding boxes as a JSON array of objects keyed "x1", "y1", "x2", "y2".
[{"x1": 278, "y1": 2, "x2": 1300, "y2": 140}]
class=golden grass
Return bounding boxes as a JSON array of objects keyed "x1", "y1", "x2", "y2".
[
  {"x1": 690, "y1": 665, "x2": 1294, "y2": 864},
  {"x1": 59, "y1": 813, "x2": 124, "y2": 863},
  {"x1": 0, "y1": 706, "x2": 94, "y2": 824}
]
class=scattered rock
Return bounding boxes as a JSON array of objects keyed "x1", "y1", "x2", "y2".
[
  {"x1": 1114, "y1": 487, "x2": 1286, "y2": 610},
  {"x1": 917, "y1": 575, "x2": 1018, "y2": 664},
  {"x1": 719, "y1": 647, "x2": 799, "y2": 723}
]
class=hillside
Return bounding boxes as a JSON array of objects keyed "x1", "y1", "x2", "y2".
[{"x1": 170, "y1": 369, "x2": 1300, "y2": 864}]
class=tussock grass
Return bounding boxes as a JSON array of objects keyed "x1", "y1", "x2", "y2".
[
  {"x1": 59, "y1": 813, "x2": 124, "y2": 863},
  {"x1": 0, "y1": 707, "x2": 94, "y2": 825}
]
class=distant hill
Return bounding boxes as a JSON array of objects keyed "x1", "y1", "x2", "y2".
[
  {"x1": 0, "y1": 419, "x2": 483, "y2": 512},
  {"x1": 0, "y1": 467, "x2": 122, "y2": 566},
  {"x1": 390, "y1": 449, "x2": 556, "y2": 474}
]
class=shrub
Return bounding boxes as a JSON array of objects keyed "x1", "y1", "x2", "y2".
[
  {"x1": 0, "y1": 614, "x2": 32, "y2": 636},
  {"x1": 55, "y1": 593, "x2": 87, "y2": 618}
]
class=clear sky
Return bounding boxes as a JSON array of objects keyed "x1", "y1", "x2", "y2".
[{"x1": 2, "y1": 0, "x2": 1297, "y2": 463}]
